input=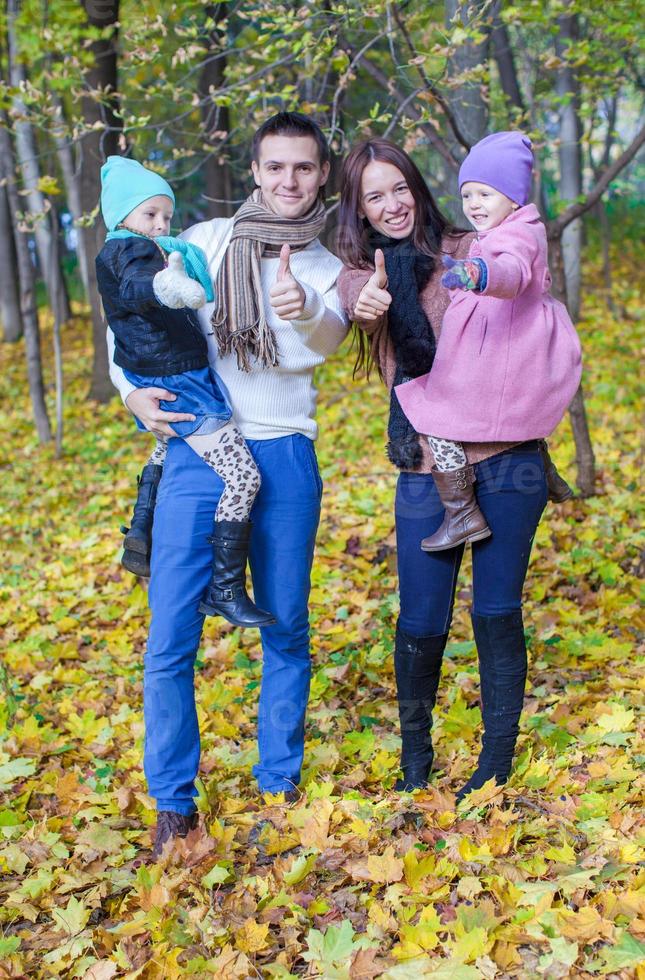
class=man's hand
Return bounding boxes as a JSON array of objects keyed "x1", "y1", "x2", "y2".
[
  {"x1": 269, "y1": 244, "x2": 307, "y2": 319},
  {"x1": 354, "y1": 248, "x2": 392, "y2": 321},
  {"x1": 125, "y1": 387, "x2": 196, "y2": 439}
]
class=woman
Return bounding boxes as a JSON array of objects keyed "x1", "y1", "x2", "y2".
[{"x1": 337, "y1": 139, "x2": 548, "y2": 801}]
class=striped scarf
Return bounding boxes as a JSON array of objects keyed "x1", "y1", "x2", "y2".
[{"x1": 212, "y1": 189, "x2": 326, "y2": 371}]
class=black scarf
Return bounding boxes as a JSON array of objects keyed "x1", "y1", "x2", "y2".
[{"x1": 367, "y1": 230, "x2": 436, "y2": 469}]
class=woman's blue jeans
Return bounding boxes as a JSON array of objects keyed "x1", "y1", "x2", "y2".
[
  {"x1": 144, "y1": 433, "x2": 322, "y2": 814},
  {"x1": 395, "y1": 443, "x2": 548, "y2": 637}
]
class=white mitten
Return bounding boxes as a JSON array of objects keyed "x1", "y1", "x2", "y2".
[
  {"x1": 153, "y1": 252, "x2": 206, "y2": 310},
  {"x1": 178, "y1": 276, "x2": 207, "y2": 310}
]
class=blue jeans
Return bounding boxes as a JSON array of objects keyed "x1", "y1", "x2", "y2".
[
  {"x1": 395, "y1": 443, "x2": 548, "y2": 637},
  {"x1": 144, "y1": 433, "x2": 322, "y2": 813}
]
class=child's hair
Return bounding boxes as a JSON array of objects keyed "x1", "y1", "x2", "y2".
[{"x1": 252, "y1": 111, "x2": 330, "y2": 167}]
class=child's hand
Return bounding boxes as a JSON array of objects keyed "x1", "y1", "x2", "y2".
[
  {"x1": 354, "y1": 249, "x2": 392, "y2": 321},
  {"x1": 153, "y1": 252, "x2": 207, "y2": 309},
  {"x1": 441, "y1": 255, "x2": 481, "y2": 291}
]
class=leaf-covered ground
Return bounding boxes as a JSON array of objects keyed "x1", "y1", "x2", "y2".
[{"x1": 0, "y1": 247, "x2": 643, "y2": 979}]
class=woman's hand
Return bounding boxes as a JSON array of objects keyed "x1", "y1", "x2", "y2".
[
  {"x1": 125, "y1": 387, "x2": 195, "y2": 439},
  {"x1": 354, "y1": 249, "x2": 392, "y2": 321}
]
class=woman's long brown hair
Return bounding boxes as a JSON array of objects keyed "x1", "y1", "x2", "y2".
[{"x1": 337, "y1": 138, "x2": 461, "y2": 378}]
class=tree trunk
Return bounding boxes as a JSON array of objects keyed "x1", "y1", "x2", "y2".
[
  {"x1": 490, "y1": 0, "x2": 525, "y2": 113},
  {"x1": 7, "y1": 0, "x2": 71, "y2": 325},
  {"x1": 0, "y1": 179, "x2": 23, "y2": 342},
  {"x1": 0, "y1": 123, "x2": 51, "y2": 442},
  {"x1": 590, "y1": 96, "x2": 618, "y2": 314},
  {"x1": 199, "y1": 4, "x2": 233, "y2": 218},
  {"x1": 52, "y1": 98, "x2": 90, "y2": 297},
  {"x1": 445, "y1": 0, "x2": 489, "y2": 149},
  {"x1": 49, "y1": 201, "x2": 65, "y2": 456},
  {"x1": 552, "y1": 11, "x2": 596, "y2": 495},
  {"x1": 550, "y1": 235, "x2": 595, "y2": 496},
  {"x1": 79, "y1": 0, "x2": 122, "y2": 403},
  {"x1": 595, "y1": 198, "x2": 615, "y2": 313},
  {"x1": 567, "y1": 386, "x2": 596, "y2": 497},
  {"x1": 555, "y1": 11, "x2": 583, "y2": 323},
  {"x1": 488, "y1": 3, "x2": 548, "y2": 218}
]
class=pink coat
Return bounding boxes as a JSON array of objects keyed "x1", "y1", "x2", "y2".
[{"x1": 395, "y1": 205, "x2": 582, "y2": 442}]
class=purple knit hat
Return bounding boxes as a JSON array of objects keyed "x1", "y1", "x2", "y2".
[{"x1": 459, "y1": 131, "x2": 534, "y2": 206}]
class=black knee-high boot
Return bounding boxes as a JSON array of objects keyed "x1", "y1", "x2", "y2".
[
  {"x1": 121, "y1": 464, "x2": 163, "y2": 577},
  {"x1": 198, "y1": 520, "x2": 276, "y2": 628},
  {"x1": 456, "y1": 610, "x2": 527, "y2": 802},
  {"x1": 394, "y1": 624, "x2": 448, "y2": 791}
]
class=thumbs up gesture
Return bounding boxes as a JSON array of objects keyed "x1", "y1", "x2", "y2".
[
  {"x1": 269, "y1": 243, "x2": 307, "y2": 319},
  {"x1": 354, "y1": 249, "x2": 392, "y2": 321},
  {"x1": 153, "y1": 251, "x2": 207, "y2": 309}
]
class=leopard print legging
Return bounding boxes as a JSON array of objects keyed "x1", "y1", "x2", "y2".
[
  {"x1": 426, "y1": 436, "x2": 468, "y2": 472},
  {"x1": 146, "y1": 438, "x2": 168, "y2": 467},
  {"x1": 186, "y1": 422, "x2": 260, "y2": 521}
]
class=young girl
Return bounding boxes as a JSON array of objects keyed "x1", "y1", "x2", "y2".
[
  {"x1": 97, "y1": 155, "x2": 274, "y2": 628},
  {"x1": 396, "y1": 132, "x2": 582, "y2": 552}
]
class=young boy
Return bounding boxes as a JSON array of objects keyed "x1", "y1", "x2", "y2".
[{"x1": 97, "y1": 155, "x2": 274, "y2": 628}]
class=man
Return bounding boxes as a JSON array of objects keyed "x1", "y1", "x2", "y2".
[{"x1": 108, "y1": 112, "x2": 348, "y2": 855}]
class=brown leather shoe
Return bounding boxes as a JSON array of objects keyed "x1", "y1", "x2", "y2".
[
  {"x1": 151, "y1": 810, "x2": 198, "y2": 859},
  {"x1": 421, "y1": 465, "x2": 491, "y2": 552},
  {"x1": 539, "y1": 440, "x2": 574, "y2": 502}
]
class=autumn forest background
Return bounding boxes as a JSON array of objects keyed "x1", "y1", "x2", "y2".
[{"x1": 0, "y1": 1, "x2": 643, "y2": 978}]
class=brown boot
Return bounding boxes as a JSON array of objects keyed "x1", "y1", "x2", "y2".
[
  {"x1": 539, "y1": 440, "x2": 574, "y2": 502},
  {"x1": 421, "y1": 465, "x2": 491, "y2": 552}
]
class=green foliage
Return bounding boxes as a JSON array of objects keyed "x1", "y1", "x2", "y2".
[{"x1": 1, "y1": 0, "x2": 642, "y2": 225}]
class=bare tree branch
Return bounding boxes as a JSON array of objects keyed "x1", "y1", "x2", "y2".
[
  {"x1": 342, "y1": 42, "x2": 461, "y2": 169},
  {"x1": 383, "y1": 87, "x2": 423, "y2": 137},
  {"x1": 490, "y1": 0, "x2": 525, "y2": 112},
  {"x1": 391, "y1": 5, "x2": 471, "y2": 150},
  {"x1": 330, "y1": 33, "x2": 387, "y2": 139},
  {"x1": 547, "y1": 123, "x2": 645, "y2": 239}
]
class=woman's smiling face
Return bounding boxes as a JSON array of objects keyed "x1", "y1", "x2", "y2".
[{"x1": 359, "y1": 160, "x2": 416, "y2": 239}]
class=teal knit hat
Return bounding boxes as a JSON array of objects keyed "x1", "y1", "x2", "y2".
[{"x1": 100, "y1": 156, "x2": 175, "y2": 232}]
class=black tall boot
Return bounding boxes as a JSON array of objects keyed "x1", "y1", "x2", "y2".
[
  {"x1": 394, "y1": 624, "x2": 448, "y2": 791},
  {"x1": 198, "y1": 520, "x2": 276, "y2": 628},
  {"x1": 121, "y1": 464, "x2": 163, "y2": 577},
  {"x1": 539, "y1": 440, "x2": 574, "y2": 502},
  {"x1": 456, "y1": 611, "x2": 527, "y2": 803}
]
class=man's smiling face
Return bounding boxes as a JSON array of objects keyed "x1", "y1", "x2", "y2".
[{"x1": 251, "y1": 134, "x2": 330, "y2": 219}]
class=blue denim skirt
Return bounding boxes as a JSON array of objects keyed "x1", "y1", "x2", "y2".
[{"x1": 124, "y1": 366, "x2": 232, "y2": 437}]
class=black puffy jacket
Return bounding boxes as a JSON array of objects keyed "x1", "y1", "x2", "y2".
[{"x1": 96, "y1": 236, "x2": 209, "y2": 376}]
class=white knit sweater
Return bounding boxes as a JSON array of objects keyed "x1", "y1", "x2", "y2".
[{"x1": 107, "y1": 217, "x2": 349, "y2": 441}]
